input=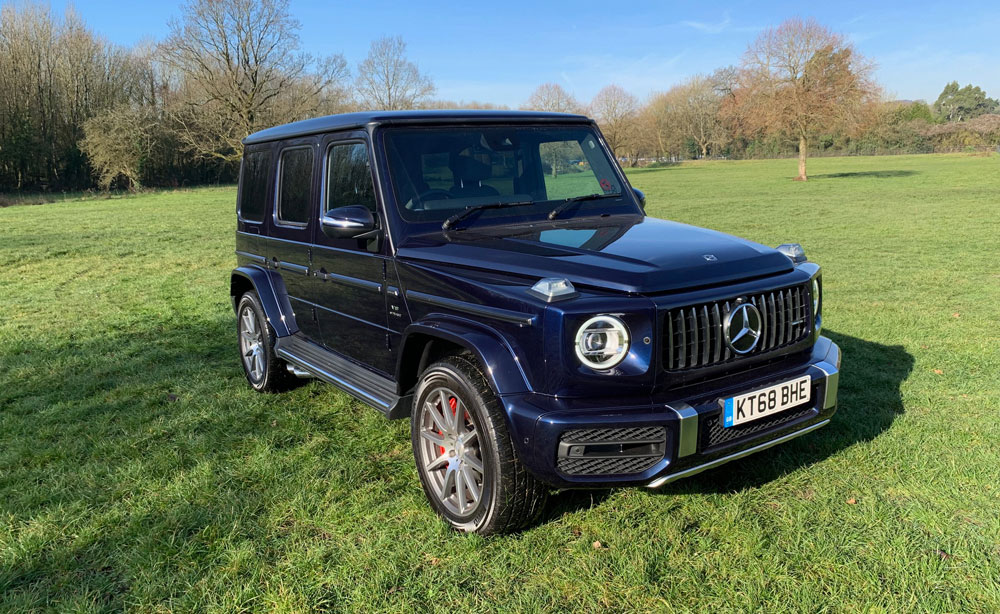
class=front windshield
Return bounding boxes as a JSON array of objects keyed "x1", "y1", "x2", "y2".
[{"x1": 383, "y1": 125, "x2": 637, "y2": 225}]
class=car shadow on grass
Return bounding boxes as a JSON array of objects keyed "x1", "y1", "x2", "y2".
[
  {"x1": 809, "y1": 170, "x2": 919, "y2": 180},
  {"x1": 543, "y1": 330, "x2": 913, "y2": 518}
]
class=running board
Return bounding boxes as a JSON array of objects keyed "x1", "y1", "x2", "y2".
[{"x1": 274, "y1": 334, "x2": 411, "y2": 419}]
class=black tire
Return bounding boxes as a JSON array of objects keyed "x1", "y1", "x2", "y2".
[
  {"x1": 411, "y1": 354, "x2": 548, "y2": 535},
  {"x1": 236, "y1": 291, "x2": 293, "y2": 392}
]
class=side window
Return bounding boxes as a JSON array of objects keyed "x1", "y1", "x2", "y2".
[
  {"x1": 276, "y1": 147, "x2": 314, "y2": 225},
  {"x1": 326, "y1": 143, "x2": 377, "y2": 219},
  {"x1": 238, "y1": 150, "x2": 271, "y2": 222}
]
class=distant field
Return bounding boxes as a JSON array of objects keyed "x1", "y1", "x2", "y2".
[{"x1": 1, "y1": 153, "x2": 998, "y2": 612}]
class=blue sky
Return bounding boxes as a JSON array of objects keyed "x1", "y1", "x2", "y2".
[{"x1": 52, "y1": 0, "x2": 1000, "y2": 107}]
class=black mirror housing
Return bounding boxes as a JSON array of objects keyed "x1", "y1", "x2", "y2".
[
  {"x1": 632, "y1": 187, "x2": 646, "y2": 211},
  {"x1": 321, "y1": 205, "x2": 376, "y2": 239}
]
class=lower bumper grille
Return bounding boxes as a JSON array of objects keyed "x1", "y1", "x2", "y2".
[
  {"x1": 701, "y1": 406, "x2": 815, "y2": 450},
  {"x1": 556, "y1": 426, "x2": 666, "y2": 476}
]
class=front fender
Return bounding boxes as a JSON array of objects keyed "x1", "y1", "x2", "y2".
[
  {"x1": 230, "y1": 266, "x2": 298, "y2": 338},
  {"x1": 398, "y1": 317, "x2": 532, "y2": 397}
]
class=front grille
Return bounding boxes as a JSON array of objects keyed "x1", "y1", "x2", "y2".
[
  {"x1": 663, "y1": 284, "x2": 812, "y2": 371},
  {"x1": 701, "y1": 406, "x2": 815, "y2": 449},
  {"x1": 556, "y1": 426, "x2": 666, "y2": 476}
]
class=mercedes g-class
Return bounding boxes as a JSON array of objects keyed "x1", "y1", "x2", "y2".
[{"x1": 231, "y1": 110, "x2": 840, "y2": 534}]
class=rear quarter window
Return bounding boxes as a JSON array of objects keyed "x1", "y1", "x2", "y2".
[{"x1": 238, "y1": 150, "x2": 271, "y2": 223}]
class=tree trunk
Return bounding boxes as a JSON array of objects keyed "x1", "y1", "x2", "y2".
[
  {"x1": 701, "y1": 143, "x2": 708, "y2": 158},
  {"x1": 796, "y1": 135, "x2": 808, "y2": 181}
]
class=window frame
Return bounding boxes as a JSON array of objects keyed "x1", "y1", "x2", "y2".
[
  {"x1": 236, "y1": 147, "x2": 272, "y2": 225},
  {"x1": 321, "y1": 138, "x2": 379, "y2": 225},
  {"x1": 273, "y1": 144, "x2": 316, "y2": 229}
]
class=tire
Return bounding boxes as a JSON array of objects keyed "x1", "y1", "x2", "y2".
[
  {"x1": 236, "y1": 291, "x2": 293, "y2": 392},
  {"x1": 411, "y1": 354, "x2": 548, "y2": 535}
]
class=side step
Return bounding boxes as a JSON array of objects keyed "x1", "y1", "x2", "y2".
[{"x1": 274, "y1": 334, "x2": 411, "y2": 419}]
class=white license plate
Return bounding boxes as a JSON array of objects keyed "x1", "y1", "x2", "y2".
[{"x1": 722, "y1": 376, "x2": 811, "y2": 428}]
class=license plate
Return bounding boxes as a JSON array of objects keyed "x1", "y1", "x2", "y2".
[{"x1": 722, "y1": 376, "x2": 811, "y2": 428}]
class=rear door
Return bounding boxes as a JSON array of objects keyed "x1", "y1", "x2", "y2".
[
  {"x1": 310, "y1": 132, "x2": 393, "y2": 374},
  {"x1": 265, "y1": 137, "x2": 322, "y2": 343}
]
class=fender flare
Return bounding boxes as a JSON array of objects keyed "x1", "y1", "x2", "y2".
[
  {"x1": 397, "y1": 317, "x2": 532, "y2": 397},
  {"x1": 230, "y1": 265, "x2": 299, "y2": 338}
]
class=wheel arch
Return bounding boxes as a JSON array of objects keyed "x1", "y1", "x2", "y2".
[
  {"x1": 397, "y1": 319, "x2": 532, "y2": 400},
  {"x1": 230, "y1": 266, "x2": 298, "y2": 338}
]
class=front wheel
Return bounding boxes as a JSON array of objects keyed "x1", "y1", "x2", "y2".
[{"x1": 411, "y1": 355, "x2": 548, "y2": 535}]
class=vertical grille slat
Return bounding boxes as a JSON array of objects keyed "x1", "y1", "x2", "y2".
[
  {"x1": 711, "y1": 303, "x2": 722, "y2": 363},
  {"x1": 662, "y1": 283, "x2": 810, "y2": 372},
  {"x1": 666, "y1": 313, "x2": 675, "y2": 369},
  {"x1": 785, "y1": 289, "x2": 794, "y2": 344},
  {"x1": 688, "y1": 307, "x2": 699, "y2": 367},
  {"x1": 768, "y1": 293, "x2": 777, "y2": 348},
  {"x1": 776, "y1": 291, "x2": 786, "y2": 345},
  {"x1": 701, "y1": 305, "x2": 711, "y2": 366},
  {"x1": 676, "y1": 311, "x2": 686, "y2": 369}
]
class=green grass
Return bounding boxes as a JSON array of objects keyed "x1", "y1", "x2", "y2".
[{"x1": 2, "y1": 153, "x2": 999, "y2": 612}]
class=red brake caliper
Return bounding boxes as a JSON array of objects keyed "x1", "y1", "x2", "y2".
[{"x1": 439, "y1": 397, "x2": 458, "y2": 456}]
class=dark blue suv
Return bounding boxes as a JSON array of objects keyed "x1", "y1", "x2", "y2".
[{"x1": 231, "y1": 110, "x2": 840, "y2": 534}]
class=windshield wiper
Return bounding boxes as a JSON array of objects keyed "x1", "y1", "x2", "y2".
[
  {"x1": 547, "y1": 192, "x2": 622, "y2": 220},
  {"x1": 441, "y1": 200, "x2": 535, "y2": 230}
]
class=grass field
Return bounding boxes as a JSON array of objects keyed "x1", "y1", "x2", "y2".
[{"x1": 2, "y1": 153, "x2": 999, "y2": 612}]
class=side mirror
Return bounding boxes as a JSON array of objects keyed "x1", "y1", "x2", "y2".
[
  {"x1": 632, "y1": 187, "x2": 646, "y2": 211},
  {"x1": 321, "y1": 205, "x2": 376, "y2": 239}
]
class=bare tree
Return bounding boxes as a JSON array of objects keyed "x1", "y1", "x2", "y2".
[
  {"x1": 160, "y1": 0, "x2": 348, "y2": 163},
  {"x1": 80, "y1": 106, "x2": 158, "y2": 190},
  {"x1": 640, "y1": 93, "x2": 687, "y2": 161},
  {"x1": 648, "y1": 75, "x2": 727, "y2": 158},
  {"x1": 733, "y1": 18, "x2": 879, "y2": 180},
  {"x1": 522, "y1": 83, "x2": 581, "y2": 114},
  {"x1": 355, "y1": 36, "x2": 435, "y2": 110},
  {"x1": 589, "y1": 85, "x2": 640, "y2": 164}
]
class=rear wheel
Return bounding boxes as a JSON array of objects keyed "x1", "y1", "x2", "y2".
[
  {"x1": 236, "y1": 291, "x2": 292, "y2": 392},
  {"x1": 411, "y1": 354, "x2": 548, "y2": 535}
]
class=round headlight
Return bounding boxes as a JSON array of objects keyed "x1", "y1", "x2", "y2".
[
  {"x1": 812, "y1": 278, "x2": 821, "y2": 316},
  {"x1": 575, "y1": 315, "x2": 630, "y2": 370}
]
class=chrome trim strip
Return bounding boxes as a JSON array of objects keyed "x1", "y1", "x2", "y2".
[
  {"x1": 406, "y1": 290, "x2": 536, "y2": 326},
  {"x1": 235, "y1": 250, "x2": 267, "y2": 264},
  {"x1": 321, "y1": 270, "x2": 382, "y2": 293},
  {"x1": 668, "y1": 402, "x2": 699, "y2": 458},
  {"x1": 237, "y1": 231, "x2": 391, "y2": 260},
  {"x1": 647, "y1": 419, "x2": 830, "y2": 488},
  {"x1": 278, "y1": 261, "x2": 309, "y2": 275},
  {"x1": 275, "y1": 348, "x2": 391, "y2": 410},
  {"x1": 813, "y1": 361, "x2": 840, "y2": 410}
]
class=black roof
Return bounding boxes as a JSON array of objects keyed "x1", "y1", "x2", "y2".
[{"x1": 242, "y1": 109, "x2": 591, "y2": 145}]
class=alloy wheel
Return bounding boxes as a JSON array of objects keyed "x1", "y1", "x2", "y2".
[
  {"x1": 416, "y1": 386, "x2": 485, "y2": 517},
  {"x1": 239, "y1": 304, "x2": 265, "y2": 382}
]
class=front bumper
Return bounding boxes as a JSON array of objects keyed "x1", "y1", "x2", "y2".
[{"x1": 503, "y1": 336, "x2": 841, "y2": 489}]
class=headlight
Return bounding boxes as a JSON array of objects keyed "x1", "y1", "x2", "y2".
[
  {"x1": 812, "y1": 277, "x2": 821, "y2": 316},
  {"x1": 575, "y1": 315, "x2": 630, "y2": 370}
]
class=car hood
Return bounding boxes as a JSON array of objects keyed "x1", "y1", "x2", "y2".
[{"x1": 396, "y1": 214, "x2": 794, "y2": 294}]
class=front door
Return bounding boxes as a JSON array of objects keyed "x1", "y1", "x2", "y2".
[
  {"x1": 310, "y1": 134, "x2": 393, "y2": 374},
  {"x1": 266, "y1": 138, "x2": 322, "y2": 343}
]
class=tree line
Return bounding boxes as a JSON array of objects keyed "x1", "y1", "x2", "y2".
[{"x1": 1, "y1": 3, "x2": 998, "y2": 193}]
